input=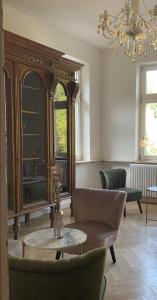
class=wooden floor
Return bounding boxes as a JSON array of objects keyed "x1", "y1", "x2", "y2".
[{"x1": 8, "y1": 202, "x2": 157, "y2": 300}]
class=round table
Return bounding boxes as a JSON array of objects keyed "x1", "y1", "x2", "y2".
[
  {"x1": 146, "y1": 186, "x2": 157, "y2": 224},
  {"x1": 22, "y1": 227, "x2": 87, "y2": 259}
]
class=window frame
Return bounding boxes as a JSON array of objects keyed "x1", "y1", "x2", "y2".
[{"x1": 75, "y1": 71, "x2": 82, "y2": 161}]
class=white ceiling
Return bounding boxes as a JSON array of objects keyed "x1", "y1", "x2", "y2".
[{"x1": 4, "y1": 0, "x2": 156, "y2": 49}]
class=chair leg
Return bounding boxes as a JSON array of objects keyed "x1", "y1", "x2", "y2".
[
  {"x1": 137, "y1": 200, "x2": 143, "y2": 214},
  {"x1": 109, "y1": 245, "x2": 116, "y2": 263},
  {"x1": 124, "y1": 205, "x2": 126, "y2": 218},
  {"x1": 56, "y1": 250, "x2": 61, "y2": 260}
]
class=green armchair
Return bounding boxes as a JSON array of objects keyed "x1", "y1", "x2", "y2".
[
  {"x1": 9, "y1": 248, "x2": 106, "y2": 300},
  {"x1": 99, "y1": 168, "x2": 143, "y2": 217}
]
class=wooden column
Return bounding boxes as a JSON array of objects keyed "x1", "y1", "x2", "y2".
[{"x1": 0, "y1": 0, "x2": 9, "y2": 299}]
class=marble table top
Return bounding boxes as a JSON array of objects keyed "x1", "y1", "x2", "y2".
[{"x1": 23, "y1": 227, "x2": 87, "y2": 251}]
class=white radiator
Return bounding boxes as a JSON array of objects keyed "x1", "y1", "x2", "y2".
[{"x1": 130, "y1": 164, "x2": 157, "y2": 197}]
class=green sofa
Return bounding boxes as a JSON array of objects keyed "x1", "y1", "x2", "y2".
[{"x1": 9, "y1": 248, "x2": 106, "y2": 300}]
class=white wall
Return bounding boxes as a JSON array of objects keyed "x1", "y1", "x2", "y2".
[
  {"x1": 76, "y1": 162, "x2": 102, "y2": 188},
  {"x1": 102, "y1": 49, "x2": 157, "y2": 162}
]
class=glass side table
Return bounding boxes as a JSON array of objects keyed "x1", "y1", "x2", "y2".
[
  {"x1": 22, "y1": 227, "x2": 87, "y2": 259},
  {"x1": 146, "y1": 186, "x2": 157, "y2": 224}
]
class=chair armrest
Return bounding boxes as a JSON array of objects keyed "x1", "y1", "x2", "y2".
[{"x1": 73, "y1": 188, "x2": 126, "y2": 230}]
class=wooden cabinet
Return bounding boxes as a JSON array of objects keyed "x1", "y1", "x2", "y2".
[{"x1": 4, "y1": 31, "x2": 82, "y2": 239}]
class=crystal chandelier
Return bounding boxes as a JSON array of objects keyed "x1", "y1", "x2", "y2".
[{"x1": 97, "y1": 0, "x2": 157, "y2": 62}]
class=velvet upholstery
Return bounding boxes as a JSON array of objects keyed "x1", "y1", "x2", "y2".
[
  {"x1": 66, "y1": 188, "x2": 126, "y2": 261},
  {"x1": 99, "y1": 168, "x2": 143, "y2": 216},
  {"x1": 9, "y1": 248, "x2": 106, "y2": 300}
]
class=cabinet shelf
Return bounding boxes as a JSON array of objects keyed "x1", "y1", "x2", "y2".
[
  {"x1": 23, "y1": 157, "x2": 41, "y2": 161},
  {"x1": 22, "y1": 85, "x2": 41, "y2": 91},
  {"x1": 22, "y1": 110, "x2": 41, "y2": 115},
  {"x1": 22, "y1": 134, "x2": 41, "y2": 136},
  {"x1": 23, "y1": 177, "x2": 45, "y2": 185}
]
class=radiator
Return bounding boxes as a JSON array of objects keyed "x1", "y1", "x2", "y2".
[{"x1": 130, "y1": 164, "x2": 157, "y2": 197}]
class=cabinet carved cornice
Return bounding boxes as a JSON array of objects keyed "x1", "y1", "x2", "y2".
[{"x1": 4, "y1": 31, "x2": 82, "y2": 239}]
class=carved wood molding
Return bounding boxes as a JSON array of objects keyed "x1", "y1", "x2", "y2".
[
  {"x1": 4, "y1": 31, "x2": 83, "y2": 82},
  {"x1": 67, "y1": 81, "x2": 79, "y2": 105},
  {"x1": 20, "y1": 52, "x2": 54, "y2": 69}
]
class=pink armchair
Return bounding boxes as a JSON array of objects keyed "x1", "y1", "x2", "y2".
[{"x1": 66, "y1": 188, "x2": 126, "y2": 263}]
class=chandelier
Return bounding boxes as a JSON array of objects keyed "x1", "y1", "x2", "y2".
[{"x1": 97, "y1": 0, "x2": 157, "y2": 62}]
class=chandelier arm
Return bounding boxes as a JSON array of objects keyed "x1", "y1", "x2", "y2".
[
  {"x1": 140, "y1": 18, "x2": 152, "y2": 29},
  {"x1": 103, "y1": 33, "x2": 113, "y2": 40}
]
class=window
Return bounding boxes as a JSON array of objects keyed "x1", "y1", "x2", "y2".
[
  {"x1": 140, "y1": 65, "x2": 157, "y2": 159},
  {"x1": 75, "y1": 71, "x2": 82, "y2": 161}
]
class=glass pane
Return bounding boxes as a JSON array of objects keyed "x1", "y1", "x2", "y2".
[
  {"x1": 55, "y1": 83, "x2": 67, "y2": 101},
  {"x1": 54, "y1": 109, "x2": 67, "y2": 156},
  {"x1": 24, "y1": 72, "x2": 43, "y2": 89},
  {"x1": 146, "y1": 70, "x2": 157, "y2": 94},
  {"x1": 22, "y1": 72, "x2": 47, "y2": 205},
  {"x1": 54, "y1": 83, "x2": 68, "y2": 193},
  {"x1": 5, "y1": 75, "x2": 14, "y2": 210},
  {"x1": 55, "y1": 160, "x2": 68, "y2": 193},
  {"x1": 144, "y1": 102, "x2": 157, "y2": 156}
]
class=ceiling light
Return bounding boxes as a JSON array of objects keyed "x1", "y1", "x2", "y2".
[{"x1": 98, "y1": 0, "x2": 157, "y2": 62}]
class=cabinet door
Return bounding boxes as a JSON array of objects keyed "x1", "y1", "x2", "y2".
[
  {"x1": 54, "y1": 82, "x2": 69, "y2": 194},
  {"x1": 20, "y1": 68, "x2": 49, "y2": 207},
  {"x1": 5, "y1": 60, "x2": 15, "y2": 213}
]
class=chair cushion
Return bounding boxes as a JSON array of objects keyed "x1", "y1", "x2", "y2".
[
  {"x1": 113, "y1": 187, "x2": 142, "y2": 202},
  {"x1": 65, "y1": 221, "x2": 117, "y2": 255}
]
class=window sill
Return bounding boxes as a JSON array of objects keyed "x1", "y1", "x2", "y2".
[
  {"x1": 132, "y1": 160, "x2": 157, "y2": 164},
  {"x1": 76, "y1": 160, "x2": 102, "y2": 164}
]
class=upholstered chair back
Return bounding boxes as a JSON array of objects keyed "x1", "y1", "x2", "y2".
[
  {"x1": 9, "y1": 248, "x2": 106, "y2": 300},
  {"x1": 73, "y1": 188, "x2": 126, "y2": 231},
  {"x1": 99, "y1": 169, "x2": 126, "y2": 189}
]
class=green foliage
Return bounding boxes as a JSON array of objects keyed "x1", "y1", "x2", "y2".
[
  {"x1": 55, "y1": 83, "x2": 67, "y2": 154},
  {"x1": 149, "y1": 103, "x2": 157, "y2": 118},
  {"x1": 55, "y1": 83, "x2": 67, "y2": 101},
  {"x1": 55, "y1": 109, "x2": 67, "y2": 153}
]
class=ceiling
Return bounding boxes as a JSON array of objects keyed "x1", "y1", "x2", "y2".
[{"x1": 4, "y1": 0, "x2": 156, "y2": 49}]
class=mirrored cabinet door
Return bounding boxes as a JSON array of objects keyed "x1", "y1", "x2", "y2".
[
  {"x1": 21, "y1": 71, "x2": 48, "y2": 206},
  {"x1": 54, "y1": 82, "x2": 68, "y2": 193}
]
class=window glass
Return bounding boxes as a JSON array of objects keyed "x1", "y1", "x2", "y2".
[
  {"x1": 55, "y1": 83, "x2": 67, "y2": 101},
  {"x1": 140, "y1": 66, "x2": 157, "y2": 159},
  {"x1": 54, "y1": 109, "x2": 67, "y2": 156},
  {"x1": 146, "y1": 70, "x2": 157, "y2": 94},
  {"x1": 54, "y1": 82, "x2": 68, "y2": 193},
  {"x1": 144, "y1": 102, "x2": 157, "y2": 156}
]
